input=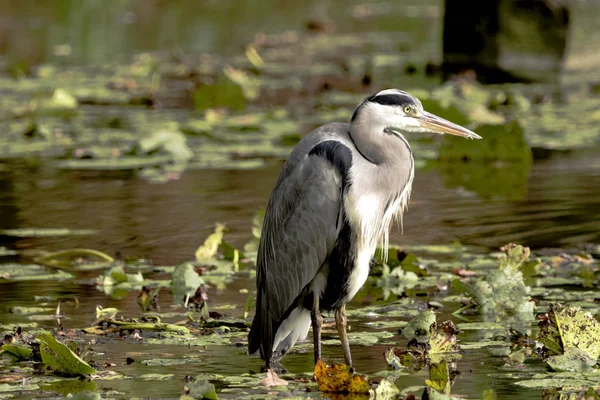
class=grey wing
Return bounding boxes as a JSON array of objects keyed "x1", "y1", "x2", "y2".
[{"x1": 248, "y1": 152, "x2": 343, "y2": 362}]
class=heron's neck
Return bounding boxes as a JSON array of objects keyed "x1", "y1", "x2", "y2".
[
  {"x1": 349, "y1": 123, "x2": 384, "y2": 164},
  {"x1": 349, "y1": 123, "x2": 411, "y2": 170}
]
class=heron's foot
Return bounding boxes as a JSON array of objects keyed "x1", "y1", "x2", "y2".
[{"x1": 261, "y1": 368, "x2": 289, "y2": 387}]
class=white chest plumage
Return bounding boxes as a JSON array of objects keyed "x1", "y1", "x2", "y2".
[{"x1": 342, "y1": 163, "x2": 414, "y2": 302}]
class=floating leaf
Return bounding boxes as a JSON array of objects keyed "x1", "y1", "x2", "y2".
[
  {"x1": 49, "y1": 88, "x2": 78, "y2": 110},
  {"x1": 138, "y1": 130, "x2": 193, "y2": 162},
  {"x1": 10, "y1": 306, "x2": 54, "y2": 315},
  {"x1": 181, "y1": 378, "x2": 219, "y2": 400},
  {"x1": 546, "y1": 347, "x2": 597, "y2": 373},
  {"x1": 37, "y1": 332, "x2": 96, "y2": 376},
  {"x1": 373, "y1": 378, "x2": 400, "y2": 399},
  {"x1": 377, "y1": 264, "x2": 420, "y2": 300},
  {"x1": 402, "y1": 309, "x2": 436, "y2": 344},
  {"x1": 1, "y1": 344, "x2": 33, "y2": 360},
  {"x1": 192, "y1": 72, "x2": 247, "y2": 112},
  {"x1": 101, "y1": 265, "x2": 127, "y2": 285},
  {"x1": 65, "y1": 391, "x2": 102, "y2": 400},
  {"x1": 314, "y1": 360, "x2": 370, "y2": 394},
  {"x1": 0, "y1": 229, "x2": 96, "y2": 237},
  {"x1": 0, "y1": 263, "x2": 74, "y2": 282},
  {"x1": 36, "y1": 248, "x2": 114, "y2": 270},
  {"x1": 538, "y1": 303, "x2": 600, "y2": 363}
]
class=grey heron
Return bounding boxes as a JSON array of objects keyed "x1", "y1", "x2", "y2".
[{"x1": 248, "y1": 89, "x2": 481, "y2": 374}]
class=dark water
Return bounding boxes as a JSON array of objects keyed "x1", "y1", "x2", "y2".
[{"x1": 2, "y1": 148, "x2": 599, "y2": 265}]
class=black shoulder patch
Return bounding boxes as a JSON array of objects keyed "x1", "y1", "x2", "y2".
[{"x1": 308, "y1": 140, "x2": 353, "y2": 189}]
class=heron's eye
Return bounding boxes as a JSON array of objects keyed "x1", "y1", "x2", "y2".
[{"x1": 404, "y1": 106, "x2": 412, "y2": 114}]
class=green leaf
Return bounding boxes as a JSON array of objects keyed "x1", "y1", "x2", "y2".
[
  {"x1": 498, "y1": 243, "x2": 531, "y2": 272},
  {"x1": 103, "y1": 265, "x2": 128, "y2": 285},
  {"x1": 36, "y1": 248, "x2": 114, "y2": 270},
  {"x1": 546, "y1": 347, "x2": 597, "y2": 372},
  {"x1": 384, "y1": 348, "x2": 404, "y2": 370},
  {"x1": 538, "y1": 303, "x2": 600, "y2": 362},
  {"x1": 0, "y1": 229, "x2": 96, "y2": 237},
  {"x1": 251, "y1": 210, "x2": 265, "y2": 240},
  {"x1": 377, "y1": 264, "x2": 420, "y2": 300},
  {"x1": 0, "y1": 263, "x2": 74, "y2": 282},
  {"x1": 402, "y1": 309, "x2": 436, "y2": 343},
  {"x1": 195, "y1": 223, "x2": 226, "y2": 261},
  {"x1": 95, "y1": 306, "x2": 118, "y2": 321},
  {"x1": 1, "y1": 344, "x2": 33, "y2": 360},
  {"x1": 373, "y1": 378, "x2": 400, "y2": 399},
  {"x1": 192, "y1": 71, "x2": 247, "y2": 112},
  {"x1": 172, "y1": 263, "x2": 204, "y2": 306},
  {"x1": 37, "y1": 332, "x2": 96, "y2": 376},
  {"x1": 65, "y1": 391, "x2": 102, "y2": 400},
  {"x1": 428, "y1": 320, "x2": 460, "y2": 355},
  {"x1": 425, "y1": 361, "x2": 451, "y2": 394},
  {"x1": 183, "y1": 378, "x2": 219, "y2": 400}
]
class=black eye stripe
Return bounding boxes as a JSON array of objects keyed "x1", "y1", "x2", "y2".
[{"x1": 370, "y1": 93, "x2": 414, "y2": 107}]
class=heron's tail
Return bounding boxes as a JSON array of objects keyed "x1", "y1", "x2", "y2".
[
  {"x1": 248, "y1": 291, "x2": 274, "y2": 367},
  {"x1": 271, "y1": 307, "x2": 311, "y2": 360}
]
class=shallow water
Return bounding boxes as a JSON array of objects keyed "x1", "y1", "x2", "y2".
[{"x1": 1, "y1": 147, "x2": 599, "y2": 399}]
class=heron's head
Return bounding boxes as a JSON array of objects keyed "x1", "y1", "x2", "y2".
[{"x1": 351, "y1": 89, "x2": 481, "y2": 140}]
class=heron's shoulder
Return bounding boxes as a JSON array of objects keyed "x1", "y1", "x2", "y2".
[{"x1": 287, "y1": 122, "x2": 353, "y2": 161}]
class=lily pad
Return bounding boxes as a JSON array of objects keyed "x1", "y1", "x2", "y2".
[
  {"x1": 546, "y1": 347, "x2": 597, "y2": 373},
  {"x1": 0, "y1": 229, "x2": 96, "y2": 237},
  {"x1": 36, "y1": 249, "x2": 114, "y2": 270},
  {"x1": 182, "y1": 378, "x2": 219, "y2": 400},
  {"x1": 537, "y1": 303, "x2": 600, "y2": 361},
  {"x1": 140, "y1": 357, "x2": 202, "y2": 366},
  {"x1": 0, "y1": 263, "x2": 74, "y2": 282},
  {"x1": 401, "y1": 309, "x2": 436, "y2": 343}
]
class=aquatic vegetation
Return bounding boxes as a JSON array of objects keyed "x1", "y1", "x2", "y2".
[
  {"x1": 181, "y1": 377, "x2": 219, "y2": 400},
  {"x1": 314, "y1": 360, "x2": 370, "y2": 394},
  {"x1": 195, "y1": 223, "x2": 226, "y2": 261},
  {"x1": 453, "y1": 243, "x2": 536, "y2": 320},
  {"x1": 537, "y1": 303, "x2": 600, "y2": 372},
  {"x1": 37, "y1": 332, "x2": 96, "y2": 376},
  {"x1": 385, "y1": 311, "x2": 461, "y2": 371}
]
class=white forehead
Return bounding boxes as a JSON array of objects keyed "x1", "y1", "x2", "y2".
[{"x1": 376, "y1": 89, "x2": 409, "y2": 96}]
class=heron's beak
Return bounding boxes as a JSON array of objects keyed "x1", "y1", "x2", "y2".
[{"x1": 417, "y1": 111, "x2": 482, "y2": 139}]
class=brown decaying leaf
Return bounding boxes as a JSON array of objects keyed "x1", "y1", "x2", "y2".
[
  {"x1": 314, "y1": 359, "x2": 370, "y2": 394},
  {"x1": 452, "y1": 267, "x2": 476, "y2": 277}
]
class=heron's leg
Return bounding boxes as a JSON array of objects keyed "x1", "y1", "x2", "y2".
[
  {"x1": 311, "y1": 295, "x2": 323, "y2": 364},
  {"x1": 335, "y1": 304, "x2": 352, "y2": 367}
]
